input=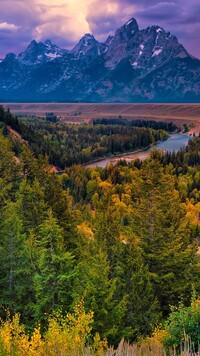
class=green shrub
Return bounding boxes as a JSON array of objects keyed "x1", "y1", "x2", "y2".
[{"x1": 163, "y1": 299, "x2": 200, "y2": 352}]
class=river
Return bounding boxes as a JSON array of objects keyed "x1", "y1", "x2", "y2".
[{"x1": 84, "y1": 133, "x2": 191, "y2": 168}]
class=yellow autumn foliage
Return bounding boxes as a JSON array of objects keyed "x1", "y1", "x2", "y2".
[
  {"x1": 98, "y1": 181, "x2": 113, "y2": 194},
  {"x1": 182, "y1": 198, "x2": 200, "y2": 226},
  {"x1": 77, "y1": 222, "x2": 94, "y2": 239},
  {"x1": 0, "y1": 301, "x2": 97, "y2": 356},
  {"x1": 0, "y1": 314, "x2": 43, "y2": 356}
]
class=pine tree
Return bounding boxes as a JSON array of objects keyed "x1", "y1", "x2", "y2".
[
  {"x1": 33, "y1": 210, "x2": 76, "y2": 322},
  {"x1": 73, "y1": 234, "x2": 126, "y2": 345},
  {"x1": 0, "y1": 203, "x2": 31, "y2": 318},
  {"x1": 17, "y1": 179, "x2": 47, "y2": 234},
  {"x1": 43, "y1": 174, "x2": 76, "y2": 248},
  {"x1": 118, "y1": 234, "x2": 160, "y2": 341},
  {"x1": 131, "y1": 158, "x2": 199, "y2": 314},
  {"x1": 0, "y1": 132, "x2": 19, "y2": 208}
]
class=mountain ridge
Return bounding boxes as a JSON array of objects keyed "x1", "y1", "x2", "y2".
[{"x1": 0, "y1": 17, "x2": 199, "y2": 103}]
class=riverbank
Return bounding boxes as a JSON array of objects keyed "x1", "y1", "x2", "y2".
[
  {"x1": 55, "y1": 146, "x2": 151, "y2": 174},
  {"x1": 55, "y1": 133, "x2": 190, "y2": 172},
  {"x1": 81, "y1": 145, "x2": 151, "y2": 167},
  {"x1": 84, "y1": 133, "x2": 190, "y2": 168}
]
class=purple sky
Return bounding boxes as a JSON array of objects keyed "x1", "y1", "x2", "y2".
[{"x1": 0, "y1": 0, "x2": 200, "y2": 59}]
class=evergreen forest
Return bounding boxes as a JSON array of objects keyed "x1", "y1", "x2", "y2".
[{"x1": 0, "y1": 105, "x2": 200, "y2": 355}]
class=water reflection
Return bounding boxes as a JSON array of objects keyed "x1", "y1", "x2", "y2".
[{"x1": 85, "y1": 134, "x2": 191, "y2": 168}]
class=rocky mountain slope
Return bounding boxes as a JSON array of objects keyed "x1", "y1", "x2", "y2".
[{"x1": 0, "y1": 18, "x2": 199, "y2": 102}]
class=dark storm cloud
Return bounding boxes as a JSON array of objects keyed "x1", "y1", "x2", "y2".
[
  {"x1": 88, "y1": 14, "x2": 121, "y2": 36},
  {"x1": 131, "y1": 0, "x2": 200, "y2": 57},
  {"x1": 0, "y1": 0, "x2": 40, "y2": 57},
  {"x1": 135, "y1": 2, "x2": 180, "y2": 23},
  {"x1": 86, "y1": 0, "x2": 200, "y2": 57}
]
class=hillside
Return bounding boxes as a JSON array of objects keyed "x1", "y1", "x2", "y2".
[{"x1": 1, "y1": 107, "x2": 200, "y2": 354}]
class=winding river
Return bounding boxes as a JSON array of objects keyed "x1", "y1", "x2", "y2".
[{"x1": 84, "y1": 133, "x2": 191, "y2": 168}]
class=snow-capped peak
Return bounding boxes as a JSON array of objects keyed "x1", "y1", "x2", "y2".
[
  {"x1": 115, "y1": 17, "x2": 139, "y2": 40},
  {"x1": 156, "y1": 27, "x2": 163, "y2": 34},
  {"x1": 71, "y1": 33, "x2": 106, "y2": 61},
  {"x1": 126, "y1": 17, "x2": 137, "y2": 27},
  {"x1": 44, "y1": 39, "x2": 52, "y2": 46},
  {"x1": 83, "y1": 33, "x2": 94, "y2": 39},
  {"x1": 78, "y1": 33, "x2": 95, "y2": 46},
  {"x1": 17, "y1": 39, "x2": 67, "y2": 65},
  {"x1": 126, "y1": 18, "x2": 134, "y2": 26}
]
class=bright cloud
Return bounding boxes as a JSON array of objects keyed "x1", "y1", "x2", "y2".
[
  {"x1": 33, "y1": 0, "x2": 136, "y2": 42},
  {"x1": 33, "y1": 0, "x2": 92, "y2": 41},
  {"x1": 0, "y1": 22, "x2": 20, "y2": 31}
]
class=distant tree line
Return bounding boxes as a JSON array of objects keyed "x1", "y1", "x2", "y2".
[{"x1": 93, "y1": 117, "x2": 178, "y2": 131}]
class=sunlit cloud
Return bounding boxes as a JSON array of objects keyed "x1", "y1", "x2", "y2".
[
  {"x1": 87, "y1": 0, "x2": 137, "y2": 41},
  {"x1": 34, "y1": 0, "x2": 92, "y2": 42},
  {"x1": 0, "y1": 22, "x2": 20, "y2": 31}
]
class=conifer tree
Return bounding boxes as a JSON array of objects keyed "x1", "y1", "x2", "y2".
[
  {"x1": 33, "y1": 210, "x2": 75, "y2": 322},
  {"x1": 131, "y1": 158, "x2": 199, "y2": 314},
  {"x1": 74, "y1": 234, "x2": 126, "y2": 344},
  {"x1": 0, "y1": 132, "x2": 19, "y2": 207},
  {"x1": 0, "y1": 203, "x2": 31, "y2": 317},
  {"x1": 17, "y1": 179, "x2": 47, "y2": 233},
  {"x1": 118, "y1": 234, "x2": 160, "y2": 341}
]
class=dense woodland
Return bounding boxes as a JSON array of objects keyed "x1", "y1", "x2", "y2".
[
  {"x1": 93, "y1": 117, "x2": 178, "y2": 131},
  {"x1": 0, "y1": 106, "x2": 168, "y2": 168},
  {"x1": 0, "y1": 105, "x2": 200, "y2": 354}
]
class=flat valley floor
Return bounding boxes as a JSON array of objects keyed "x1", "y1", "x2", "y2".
[{"x1": 2, "y1": 103, "x2": 200, "y2": 133}]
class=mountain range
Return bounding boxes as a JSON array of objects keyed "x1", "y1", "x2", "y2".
[{"x1": 0, "y1": 17, "x2": 200, "y2": 102}]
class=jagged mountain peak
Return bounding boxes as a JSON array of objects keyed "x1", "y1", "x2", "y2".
[
  {"x1": 117, "y1": 17, "x2": 139, "y2": 37},
  {"x1": 0, "y1": 17, "x2": 199, "y2": 102},
  {"x1": 105, "y1": 19, "x2": 190, "y2": 69},
  {"x1": 17, "y1": 39, "x2": 67, "y2": 65},
  {"x1": 71, "y1": 33, "x2": 106, "y2": 62},
  {"x1": 72, "y1": 33, "x2": 97, "y2": 50},
  {"x1": 44, "y1": 39, "x2": 52, "y2": 45},
  {"x1": 141, "y1": 24, "x2": 188, "y2": 60},
  {"x1": 19, "y1": 39, "x2": 38, "y2": 55},
  {"x1": 29, "y1": 39, "x2": 37, "y2": 46},
  {"x1": 125, "y1": 17, "x2": 139, "y2": 29},
  {"x1": 145, "y1": 25, "x2": 173, "y2": 42},
  {"x1": 104, "y1": 17, "x2": 140, "y2": 67},
  {"x1": 4, "y1": 53, "x2": 16, "y2": 61},
  {"x1": 81, "y1": 33, "x2": 95, "y2": 40}
]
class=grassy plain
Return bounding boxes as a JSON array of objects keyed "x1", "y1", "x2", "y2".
[{"x1": 2, "y1": 103, "x2": 200, "y2": 133}]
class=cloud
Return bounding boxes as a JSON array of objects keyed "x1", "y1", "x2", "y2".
[
  {"x1": 0, "y1": 0, "x2": 40, "y2": 56},
  {"x1": 0, "y1": 0, "x2": 199, "y2": 59},
  {"x1": 33, "y1": 0, "x2": 91, "y2": 42},
  {"x1": 136, "y1": 2, "x2": 180, "y2": 23},
  {"x1": 86, "y1": 0, "x2": 136, "y2": 42},
  {"x1": 132, "y1": 0, "x2": 200, "y2": 57},
  {"x1": 0, "y1": 22, "x2": 20, "y2": 31}
]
